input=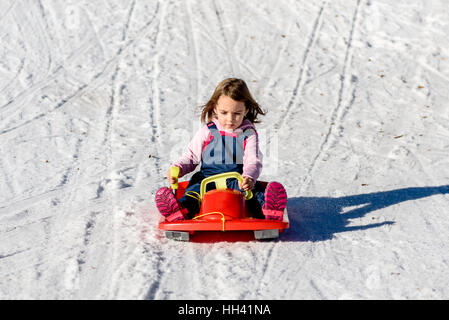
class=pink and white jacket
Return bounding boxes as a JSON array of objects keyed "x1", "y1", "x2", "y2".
[{"x1": 172, "y1": 119, "x2": 263, "y2": 181}]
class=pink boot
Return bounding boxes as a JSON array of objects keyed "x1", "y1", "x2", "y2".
[
  {"x1": 155, "y1": 187, "x2": 186, "y2": 222},
  {"x1": 262, "y1": 182, "x2": 287, "y2": 220}
]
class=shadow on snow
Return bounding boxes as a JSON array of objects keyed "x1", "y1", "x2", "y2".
[{"x1": 282, "y1": 185, "x2": 449, "y2": 242}]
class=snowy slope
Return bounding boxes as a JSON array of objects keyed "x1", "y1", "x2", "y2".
[{"x1": 1, "y1": 0, "x2": 449, "y2": 299}]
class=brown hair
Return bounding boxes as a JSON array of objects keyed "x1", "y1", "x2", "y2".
[{"x1": 200, "y1": 78, "x2": 266, "y2": 123}]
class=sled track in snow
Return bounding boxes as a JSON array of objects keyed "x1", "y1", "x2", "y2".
[
  {"x1": 299, "y1": 0, "x2": 362, "y2": 195},
  {"x1": 30, "y1": 0, "x2": 165, "y2": 298},
  {"x1": 213, "y1": 0, "x2": 237, "y2": 75},
  {"x1": 0, "y1": 1, "x2": 15, "y2": 24},
  {"x1": 256, "y1": 1, "x2": 362, "y2": 296},
  {"x1": 257, "y1": 2, "x2": 328, "y2": 294},
  {"x1": 138, "y1": 1, "x2": 171, "y2": 300},
  {"x1": 184, "y1": 0, "x2": 200, "y2": 105},
  {"x1": 274, "y1": 1, "x2": 326, "y2": 131},
  {"x1": 252, "y1": 1, "x2": 326, "y2": 296},
  {"x1": 0, "y1": 2, "x2": 161, "y2": 138}
]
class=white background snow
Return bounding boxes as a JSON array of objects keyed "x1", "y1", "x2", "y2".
[{"x1": 1, "y1": 0, "x2": 449, "y2": 300}]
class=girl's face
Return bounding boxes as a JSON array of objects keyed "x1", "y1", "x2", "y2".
[{"x1": 214, "y1": 95, "x2": 248, "y2": 130}]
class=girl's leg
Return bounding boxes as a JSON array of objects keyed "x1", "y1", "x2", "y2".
[
  {"x1": 245, "y1": 182, "x2": 266, "y2": 219},
  {"x1": 179, "y1": 182, "x2": 202, "y2": 219},
  {"x1": 177, "y1": 172, "x2": 206, "y2": 219},
  {"x1": 218, "y1": 179, "x2": 287, "y2": 220},
  {"x1": 226, "y1": 179, "x2": 266, "y2": 219}
]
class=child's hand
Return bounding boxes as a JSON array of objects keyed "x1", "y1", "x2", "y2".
[
  {"x1": 239, "y1": 176, "x2": 255, "y2": 191},
  {"x1": 166, "y1": 169, "x2": 177, "y2": 185}
]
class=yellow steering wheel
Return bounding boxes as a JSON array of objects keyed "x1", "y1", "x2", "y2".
[{"x1": 199, "y1": 172, "x2": 253, "y2": 201}]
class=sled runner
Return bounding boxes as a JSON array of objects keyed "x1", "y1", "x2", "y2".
[{"x1": 158, "y1": 170, "x2": 289, "y2": 242}]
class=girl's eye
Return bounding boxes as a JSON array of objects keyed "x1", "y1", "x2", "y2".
[{"x1": 219, "y1": 111, "x2": 242, "y2": 115}]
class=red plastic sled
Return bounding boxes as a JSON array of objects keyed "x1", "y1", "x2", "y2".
[{"x1": 158, "y1": 172, "x2": 289, "y2": 242}]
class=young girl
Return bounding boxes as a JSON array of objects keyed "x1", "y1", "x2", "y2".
[{"x1": 155, "y1": 78, "x2": 287, "y2": 221}]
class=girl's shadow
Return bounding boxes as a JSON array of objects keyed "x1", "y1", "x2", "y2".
[{"x1": 282, "y1": 185, "x2": 449, "y2": 242}]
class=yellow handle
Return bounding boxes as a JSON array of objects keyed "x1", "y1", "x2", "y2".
[
  {"x1": 170, "y1": 166, "x2": 180, "y2": 190},
  {"x1": 200, "y1": 172, "x2": 253, "y2": 200}
]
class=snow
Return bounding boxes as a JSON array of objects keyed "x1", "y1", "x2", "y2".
[{"x1": 1, "y1": 0, "x2": 449, "y2": 300}]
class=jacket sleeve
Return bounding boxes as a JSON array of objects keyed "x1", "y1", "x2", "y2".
[{"x1": 242, "y1": 130, "x2": 263, "y2": 181}]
